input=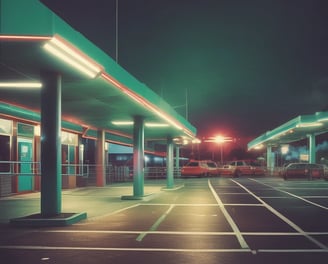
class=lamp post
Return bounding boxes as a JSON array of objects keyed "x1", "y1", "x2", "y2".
[
  {"x1": 204, "y1": 135, "x2": 233, "y2": 164},
  {"x1": 214, "y1": 136, "x2": 225, "y2": 164}
]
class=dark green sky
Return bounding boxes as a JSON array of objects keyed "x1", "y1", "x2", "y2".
[{"x1": 42, "y1": 0, "x2": 328, "y2": 141}]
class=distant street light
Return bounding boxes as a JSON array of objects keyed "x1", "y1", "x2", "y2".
[{"x1": 204, "y1": 135, "x2": 234, "y2": 164}]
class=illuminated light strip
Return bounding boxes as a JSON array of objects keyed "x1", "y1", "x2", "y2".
[
  {"x1": 248, "y1": 128, "x2": 292, "y2": 150},
  {"x1": 101, "y1": 73, "x2": 189, "y2": 133},
  {"x1": 101, "y1": 73, "x2": 124, "y2": 90},
  {"x1": 253, "y1": 144, "x2": 264, "y2": 150},
  {"x1": 112, "y1": 121, "x2": 169, "y2": 128},
  {"x1": 0, "y1": 82, "x2": 42, "y2": 88},
  {"x1": 49, "y1": 37, "x2": 101, "y2": 73},
  {"x1": 143, "y1": 100, "x2": 183, "y2": 130},
  {"x1": 296, "y1": 122, "x2": 323, "y2": 128},
  {"x1": 0, "y1": 35, "x2": 51, "y2": 41},
  {"x1": 43, "y1": 36, "x2": 102, "y2": 78},
  {"x1": 267, "y1": 128, "x2": 291, "y2": 141},
  {"x1": 145, "y1": 123, "x2": 169, "y2": 128},
  {"x1": 43, "y1": 42, "x2": 98, "y2": 78},
  {"x1": 183, "y1": 129, "x2": 197, "y2": 139},
  {"x1": 111, "y1": 121, "x2": 134, "y2": 126},
  {"x1": 1, "y1": 34, "x2": 196, "y2": 137},
  {"x1": 318, "y1": 117, "x2": 328, "y2": 122},
  {"x1": 0, "y1": 35, "x2": 102, "y2": 78}
]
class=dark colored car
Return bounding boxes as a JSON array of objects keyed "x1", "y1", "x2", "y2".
[{"x1": 282, "y1": 163, "x2": 324, "y2": 180}]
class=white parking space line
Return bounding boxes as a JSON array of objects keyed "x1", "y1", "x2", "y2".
[
  {"x1": 43, "y1": 230, "x2": 236, "y2": 235},
  {"x1": 302, "y1": 196, "x2": 328, "y2": 198},
  {"x1": 136, "y1": 204, "x2": 175, "y2": 242},
  {"x1": 223, "y1": 204, "x2": 264, "y2": 207},
  {"x1": 208, "y1": 180, "x2": 250, "y2": 249},
  {"x1": 0, "y1": 245, "x2": 251, "y2": 253},
  {"x1": 231, "y1": 179, "x2": 328, "y2": 250},
  {"x1": 258, "y1": 249, "x2": 328, "y2": 253},
  {"x1": 43, "y1": 230, "x2": 305, "y2": 236},
  {"x1": 78, "y1": 203, "x2": 141, "y2": 223},
  {"x1": 250, "y1": 178, "x2": 328, "y2": 210},
  {"x1": 144, "y1": 203, "x2": 218, "y2": 206},
  {"x1": 1, "y1": 244, "x2": 327, "y2": 253},
  {"x1": 144, "y1": 203, "x2": 264, "y2": 207}
]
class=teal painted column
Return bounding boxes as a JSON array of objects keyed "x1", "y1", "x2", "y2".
[
  {"x1": 40, "y1": 71, "x2": 62, "y2": 217},
  {"x1": 166, "y1": 137, "x2": 174, "y2": 188},
  {"x1": 133, "y1": 116, "x2": 144, "y2": 197},
  {"x1": 175, "y1": 146, "x2": 180, "y2": 177},
  {"x1": 308, "y1": 134, "x2": 316, "y2": 163},
  {"x1": 96, "y1": 130, "x2": 105, "y2": 187},
  {"x1": 266, "y1": 145, "x2": 274, "y2": 175}
]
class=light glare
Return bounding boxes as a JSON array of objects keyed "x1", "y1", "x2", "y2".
[
  {"x1": 43, "y1": 36, "x2": 102, "y2": 78},
  {"x1": 112, "y1": 121, "x2": 134, "y2": 126},
  {"x1": 145, "y1": 123, "x2": 169, "y2": 127},
  {"x1": 0, "y1": 82, "x2": 42, "y2": 88},
  {"x1": 296, "y1": 122, "x2": 323, "y2": 128}
]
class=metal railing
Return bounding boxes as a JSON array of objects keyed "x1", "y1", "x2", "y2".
[
  {"x1": 0, "y1": 161, "x2": 89, "y2": 177},
  {"x1": 0, "y1": 161, "x2": 41, "y2": 175},
  {"x1": 0, "y1": 161, "x2": 182, "y2": 182}
]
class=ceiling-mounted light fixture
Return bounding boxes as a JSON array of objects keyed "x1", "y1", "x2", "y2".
[
  {"x1": 0, "y1": 82, "x2": 42, "y2": 88},
  {"x1": 111, "y1": 121, "x2": 134, "y2": 126},
  {"x1": 0, "y1": 35, "x2": 51, "y2": 41},
  {"x1": 296, "y1": 122, "x2": 323, "y2": 128},
  {"x1": 145, "y1": 123, "x2": 169, "y2": 128},
  {"x1": 112, "y1": 121, "x2": 170, "y2": 128},
  {"x1": 101, "y1": 73, "x2": 186, "y2": 132},
  {"x1": 318, "y1": 117, "x2": 328, "y2": 122},
  {"x1": 43, "y1": 35, "x2": 102, "y2": 78}
]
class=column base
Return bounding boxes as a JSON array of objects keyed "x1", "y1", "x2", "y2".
[
  {"x1": 121, "y1": 193, "x2": 155, "y2": 201},
  {"x1": 161, "y1": 184, "x2": 184, "y2": 191},
  {"x1": 10, "y1": 212, "x2": 87, "y2": 227}
]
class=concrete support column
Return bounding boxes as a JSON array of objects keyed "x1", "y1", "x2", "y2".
[
  {"x1": 308, "y1": 134, "x2": 316, "y2": 163},
  {"x1": 40, "y1": 71, "x2": 62, "y2": 217},
  {"x1": 175, "y1": 146, "x2": 180, "y2": 177},
  {"x1": 96, "y1": 130, "x2": 106, "y2": 187},
  {"x1": 166, "y1": 137, "x2": 174, "y2": 189},
  {"x1": 266, "y1": 145, "x2": 274, "y2": 175},
  {"x1": 133, "y1": 116, "x2": 144, "y2": 197}
]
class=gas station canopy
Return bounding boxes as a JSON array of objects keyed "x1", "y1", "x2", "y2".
[
  {"x1": 0, "y1": 0, "x2": 196, "y2": 141},
  {"x1": 248, "y1": 111, "x2": 328, "y2": 150}
]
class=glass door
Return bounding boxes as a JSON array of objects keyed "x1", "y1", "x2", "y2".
[{"x1": 18, "y1": 138, "x2": 33, "y2": 192}]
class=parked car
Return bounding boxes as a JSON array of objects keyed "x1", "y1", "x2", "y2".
[
  {"x1": 181, "y1": 160, "x2": 219, "y2": 177},
  {"x1": 282, "y1": 163, "x2": 324, "y2": 180},
  {"x1": 324, "y1": 165, "x2": 328, "y2": 181},
  {"x1": 218, "y1": 160, "x2": 266, "y2": 177}
]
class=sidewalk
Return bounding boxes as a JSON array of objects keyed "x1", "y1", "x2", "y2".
[{"x1": 0, "y1": 180, "x2": 179, "y2": 225}]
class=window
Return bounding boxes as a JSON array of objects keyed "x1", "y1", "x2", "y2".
[
  {"x1": 0, "y1": 135, "x2": 10, "y2": 172},
  {"x1": 207, "y1": 162, "x2": 217, "y2": 168},
  {"x1": 187, "y1": 162, "x2": 199, "y2": 167}
]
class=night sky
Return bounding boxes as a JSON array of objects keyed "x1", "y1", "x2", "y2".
[{"x1": 41, "y1": 0, "x2": 328, "y2": 143}]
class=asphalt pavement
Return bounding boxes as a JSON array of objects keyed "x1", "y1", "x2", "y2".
[{"x1": 1, "y1": 177, "x2": 328, "y2": 264}]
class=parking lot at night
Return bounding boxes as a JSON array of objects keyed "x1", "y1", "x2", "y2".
[{"x1": 1, "y1": 176, "x2": 328, "y2": 263}]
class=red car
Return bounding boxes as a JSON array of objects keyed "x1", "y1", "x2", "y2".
[
  {"x1": 181, "y1": 160, "x2": 219, "y2": 177},
  {"x1": 282, "y1": 163, "x2": 324, "y2": 180},
  {"x1": 218, "y1": 160, "x2": 266, "y2": 177}
]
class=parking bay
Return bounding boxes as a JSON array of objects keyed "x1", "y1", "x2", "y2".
[{"x1": 1, "y1": 177, "x2": 328, "y2": 263}]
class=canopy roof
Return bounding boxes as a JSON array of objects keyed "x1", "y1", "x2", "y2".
[
  {"x1": 248, "y1": 111, "x2": 328, "y2": 150},
  {"x1": 0, "y1": 0, "x2": 196, "y2": 142}
]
